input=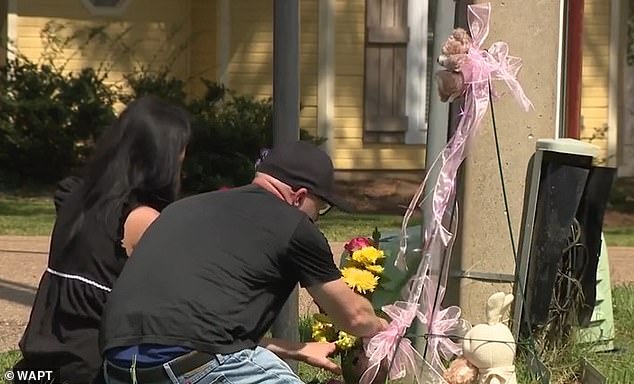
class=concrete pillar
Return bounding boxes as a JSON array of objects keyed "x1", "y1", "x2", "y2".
[{"x1": 446, "y1": 0, "x2": 565, "y2": 323}]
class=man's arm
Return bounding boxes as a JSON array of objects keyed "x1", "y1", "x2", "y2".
[
  {"x1": 285, "y1": 218, "x2": 388, "y2": 338},
  {"x1": 307, "y1": 278, "x2": 388, "y2": 338},
  {"x1": 259, "y1": 337, "x2": 341, "y2": 374}
]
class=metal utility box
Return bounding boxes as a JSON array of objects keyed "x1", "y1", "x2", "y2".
[{"x1": 512, "y1": 138, "x2": 617, "y2": 342}]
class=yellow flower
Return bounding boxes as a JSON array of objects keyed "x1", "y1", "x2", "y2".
[
  {"x1": 315, "y1": 335, "x2": 329, "y2": 343},
  {"x1": 341, "y1": 267, "x2": 379, "y2": 294},
  {"x1": 351, "y1": 246, "x2": 384, "y2": 266},
  {"x1": 335, "y1": 331, "x2": 357, "y2": 350},
  {"x1": 365, "y1": 264, "x2": 384, "y2": 275},
  {"x1": 312, "y1": 320, "x2": 337, "y2": 343}
]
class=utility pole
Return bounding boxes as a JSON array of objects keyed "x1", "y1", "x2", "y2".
[{"x1": 271, "y1": 0, "x2": 300, "y2": 374}]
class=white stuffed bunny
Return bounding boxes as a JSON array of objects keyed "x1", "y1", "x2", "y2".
[{"x1": 461, "y1": 292, "x2": 517, "y2": 384}]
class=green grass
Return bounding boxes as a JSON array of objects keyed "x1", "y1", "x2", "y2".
[
  {"x1": 0, "y1": 351, "x2": 20, "y2": 384},
  {"x1": 318, "y1": 210, "x2": 419, "y2": 242},
  {"x1": 586, "y1": 284, "x2": 634, "y2": 383},
  {"x1": 513, "y1": 284, "x2": 634, "y2": 384},
  {"x1": 0, "y1": 195, "x2": 631, "y2": 248},
  {"x1": 604, "y1": 226, "x2": 634, "y2": 247},
  {"x1": 0, "y1": 196, "x2": 417, "y2": 240},
  {"x1": 0, "y1": 195, "x2": 54, "y2": 236}
]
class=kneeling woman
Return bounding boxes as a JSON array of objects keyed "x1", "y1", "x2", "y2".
[{"x1": 14, "y1": 95, "x2": 191, "y2": 383}]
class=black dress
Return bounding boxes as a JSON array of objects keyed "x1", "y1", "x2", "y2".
[{"x1": 14, "y1": 177, "x2": 142, "y2": 383}]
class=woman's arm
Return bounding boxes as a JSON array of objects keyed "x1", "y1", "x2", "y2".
[
  {"x1": 53, "y1": 176, "x2": 83, "y2": 213},
  {"x1": 121, "y1": 206, "x2": 160, "y2": 256}
]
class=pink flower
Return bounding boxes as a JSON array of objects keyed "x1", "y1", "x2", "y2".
[{"x1": 344, "y1": 237, "x2": 372, "y2": 253}]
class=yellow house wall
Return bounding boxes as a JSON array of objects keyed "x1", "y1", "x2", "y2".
[
  {"x1": 189, "y1": 0, "x2": 216, "y2": 97},
  {"x1": 12, "y1": 0, "x2": 426, "y2": 172},
  {"x1": 333, "y1": 0, "x2": 425, "y2": 171},
  {"x1": 225, "y1": 0, "x2": 318, "y2": 137},
  {"x1": 580, "y1": 0, "x2": 610, "y2": 161},
  {"x1": 1, "y1": 1, "x2": 6, "y2": 64},
  {"x1": 14, "y1": 0, "x2": 191, "y2": 92}
]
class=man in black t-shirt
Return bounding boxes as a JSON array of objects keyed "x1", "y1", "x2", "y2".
[{"x1": 99, "y1": 141, "x2": 388, "y2": 383}]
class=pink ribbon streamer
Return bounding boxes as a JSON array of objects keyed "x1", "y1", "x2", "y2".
[{"x1": 360, "y1": 3, "x2": 533, "y2": 383}]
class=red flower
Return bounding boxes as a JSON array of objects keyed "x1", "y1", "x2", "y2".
[{"x1": 344, "y1": 237, "x2": 372, "y2": 253}]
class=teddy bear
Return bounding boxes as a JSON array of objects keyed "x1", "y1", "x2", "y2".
[
  {"x1": 443, "y1": 356, "x2": 479, "y2": 384},
  {"x1": 444, "y1": 292, "x2": 517, "y2": 384},
  {"x1": 435, "y1": 28, "x2": 473, "y2": 103}
]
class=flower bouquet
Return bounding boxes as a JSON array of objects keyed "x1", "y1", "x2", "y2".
[{"x1": 311, "y1": 228, "x2": 416, "y2": 383}]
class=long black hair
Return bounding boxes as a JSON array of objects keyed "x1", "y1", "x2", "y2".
[{"x1": 63, "y1": 95, "x2": 191, "y2": 245}]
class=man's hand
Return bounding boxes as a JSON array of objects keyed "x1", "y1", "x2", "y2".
[
  {"x1": 259, "y1": 338, "x2": 341, "y2": 374},
  {"x1": 376, "y1": 317, "x2": 390, "y2": 334},
  {"x1": 297, "y1": 342, "x2": 341, "y2": 375}
]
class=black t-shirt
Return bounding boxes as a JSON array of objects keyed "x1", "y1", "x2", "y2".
[{"x1": 99, "y1": 184, "x2": 341, "y2": 355}]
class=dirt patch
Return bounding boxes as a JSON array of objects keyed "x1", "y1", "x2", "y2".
[
  {"x1": 604, "y1": 210, "x2": 634, "y2": 227},
  {"x1": 334, "y1": 178, "x2": 422, "y2": 214},
  {"x1": 337, "y1": 177, "x2": 634, "y2": 229}
]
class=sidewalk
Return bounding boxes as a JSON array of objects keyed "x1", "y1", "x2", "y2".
[{"x1": 0, "y1": 237, "x2": 631, "y2": 352}]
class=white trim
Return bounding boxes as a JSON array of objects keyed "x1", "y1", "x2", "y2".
[
  {"x1": 318, "y1": 0, "x2": 335, "y2": 155},
  {"x1": 555, "y1": 0, "x2": 567, "y2": 139},
  {"x1": 6, "y1": 0, "x2": 17, "y2": 62},
  {"x1": 404, "y1": 0, "x2": 429, "y2": 145},
  {"x1": 46, "y1": 268, "x2": 112, "y2": 292},
  {"x1": 81, "y1": 0, "x2": 131, "y2": 16},
  {"x1": 216, "y1": 0, "x2": 230, "y2": 85},
  {"x1": 607, "y1": 0, "x2": 621, "y2": 167}
]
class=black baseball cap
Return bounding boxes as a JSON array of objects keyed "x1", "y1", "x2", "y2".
[{"x1": 256, "y1": 141, "x2": 352, "y2": 212}]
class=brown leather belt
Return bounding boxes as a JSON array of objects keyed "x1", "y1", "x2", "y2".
[{"x1": 105, "y1": 351, "x2": 216, "y2": 383}]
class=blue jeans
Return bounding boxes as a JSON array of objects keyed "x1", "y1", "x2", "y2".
[{"x1": 103, "y1": 346, "x2": 305, "y2": 384}]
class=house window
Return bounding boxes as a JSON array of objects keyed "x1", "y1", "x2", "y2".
[
  {"x1": 363, "y1": 0, "x2": 436, "y2": 144},
  {"x1": 81, "y1": 0, "x2": 131, "y2": 15}
]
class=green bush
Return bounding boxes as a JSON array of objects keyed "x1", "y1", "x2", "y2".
[
  {"x1": 123, "y1": 71, "x2": 325, "y2": 193},
  {"x1": 183, "y1": 85, "x2": 272, "y2": 192},
  {"x1": 0, "y1": 55, "x2": 116, "y2": 185},
  {"x1": 0, "y1": 59, "x2": 325, "y2": 193},
  {"x1": 120, "y1": 68, "x2": 189, "y2": 108}
]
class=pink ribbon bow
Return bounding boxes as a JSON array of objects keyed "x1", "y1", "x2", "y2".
[
  {"x1": 462, "y1": 3, "x2": 534, "y2": 111},
  {"x1": 360, "y1": 302, "x2": 418, "y2": 383},
  {"x1": 416, "y1": 277, "x2": 472, "y2": 371},
  {"x1": 360, "y1": 300, "x2": 448, "y2": 384}
]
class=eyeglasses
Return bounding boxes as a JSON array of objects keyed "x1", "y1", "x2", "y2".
[
  {"x1": 308, "y1": 193, "x2": 332, "y2": 216},
  {"x1": 319, "y1": 202, "x2": 332, "y2": 216}
]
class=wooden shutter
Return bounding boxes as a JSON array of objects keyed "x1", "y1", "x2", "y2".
[{"x1": 364, "y1": 0, "x2": 409, "y2": 143}]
